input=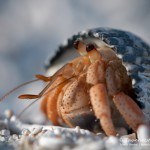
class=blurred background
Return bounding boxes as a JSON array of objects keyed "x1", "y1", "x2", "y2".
[{"x1": 0, "y1": 0, "x2": 150, "y2": 123}]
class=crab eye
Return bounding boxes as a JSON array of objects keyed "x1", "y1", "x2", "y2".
[
  {"x1": 73, "y1": 40, "x2": 87, "y2": 56},
  {"x1": 86, "y1": 44, "x2": 96, "y2": 52},
  {"x1": 73, "y1": 40, "x2": 80, "y2": 49}
]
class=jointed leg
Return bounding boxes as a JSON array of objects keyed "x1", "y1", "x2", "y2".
[
  {"x1": 90, "y1": 83, "x2": 117, "y2": 136},
  {"x1": 41, "y1": 76, "x2": 68, "y2": 125},
  {"x1": 35, "y1": 74, "x2": 52, "y2": 82},
  {"x1": 113, "y1": 92, "x2": 148, "y2": 131}
]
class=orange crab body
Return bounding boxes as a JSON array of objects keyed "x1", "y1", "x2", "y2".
[
  {"x1": 19, "y1": 39, "x2": 148, "y2": 136},
  {"x1": 0, "y1": 28, "x2": 149, "y2": 137}
]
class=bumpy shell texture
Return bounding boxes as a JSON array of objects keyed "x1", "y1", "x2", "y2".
[{"x1": 45, "y1": 27, "x2": 150, "y2": 122}]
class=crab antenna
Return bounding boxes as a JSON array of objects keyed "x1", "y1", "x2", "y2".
[
  {"x1": 19, "y1": 74, "x2": 75, "y2": 100},
  {"x1": 19, "y1": 62, "x2": 76, "y2": 100},
  {"x1": 0, "y1": 79, "x2": 39, "y2": 102},
  {"x1": 17, "y1": 76, "x2": 76, "y2": 118},
  {"x1": 17, "y1": 99, "x2": 38, "y2": 119},
  {"x1": 41, "y1": 75, "x2": 75, "y2": 98}
]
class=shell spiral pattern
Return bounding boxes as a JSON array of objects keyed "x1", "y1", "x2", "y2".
[{"x1": 45, "y1": 27, "x2": 150, "y2": 122}]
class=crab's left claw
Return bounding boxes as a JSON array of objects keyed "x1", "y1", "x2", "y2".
[{"x1": 113, "y1": 92, "x2": 148, "y2": 131}]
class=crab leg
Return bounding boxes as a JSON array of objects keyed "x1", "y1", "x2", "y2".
[
  {"x1": 113, "y1": 92, "x2": 147, "y2": 131},
  {"x1": 41, "y1": 76, "x2": 68, "y2": 125},
  {"x1": 35, "y1": 74, "x2": 52, "y2": 82},
  {"x1": 90, "y1": 83, "x2": 117, "y2": 136}
]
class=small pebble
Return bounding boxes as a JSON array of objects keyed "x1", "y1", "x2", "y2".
[
  {"x1": 80, "y1": 129, "x2": 86, "y2": 135},
  {"x1": 12, "y1": 134, "x2": 19, "y2": 141},
  {"x1": 75, "y1": 126, "x2": 80, "y2": 134},
  {"x1": 54, "y1": 128, "x2": 62, "y2": 136},
  {"x1": 10, "y1": 116, "x2": 17, "y2": 122},
  {"x1": 8, "y1": 136, "x2": 14, "y2": 142},
  {"x1": 119, "y1": 136, "x2": 129, "y2": 146},
  {"x1": 121, "y1": 133, "x2": 136, "y2": 140},
  {"x1": 137, "y1": 125, "x2": 150, "y2": 139},
  {"x1": 49, "y1": 127, "x2": 54, "y2": 131},
  {"x1": 137, "y1": 125, "x2": 150, "y2": 145},
  {"x1": 0, "y1": 136, "x2": 6, "y2": 142},
  {"x1": 22, "y1": 129, "x2": 31, "y2": 136},
  {"x1": 4, "y1": 110, "x2": 13, "y2": 119},
  {"x1": 84, "y1": 130, "x2": 93, "y2": 135},
  {"x1": 105, "y1": 136, "x2": 119, "y2": 147},
  {"x1": 120, "y1": 133, "x2": 138, "y2": 146},
  {"x1": 96, "y1": 132, "x2": 105, "y2": 139},
  {"x1": 0, "y1": 129, "x2": 10, "y2": 137},
  {"x1": 38, "y1": 136, "x2": 69, "y2": 150},
  {"x1": 65, "y1": 132, "x2": 73, "y2": 139},
  {"x1": 43, "y1": 130, "x2": 57, "y2": 137},
  {"x1": 30, "y1": 127, "x2": 43, "y2": 136}
]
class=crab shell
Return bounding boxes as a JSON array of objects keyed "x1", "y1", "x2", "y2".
[{"x1": 45, "y1": 27, "x2": 150, "y2": 132}]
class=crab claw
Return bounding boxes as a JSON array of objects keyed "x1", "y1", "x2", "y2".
[{"x1": 113, "y1": 92, "x2": 148, "y2": 131}]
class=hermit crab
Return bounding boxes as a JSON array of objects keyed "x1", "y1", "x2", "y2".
[{"x1": 4, "y1": 28, "x2": 150, "y2": 136}]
